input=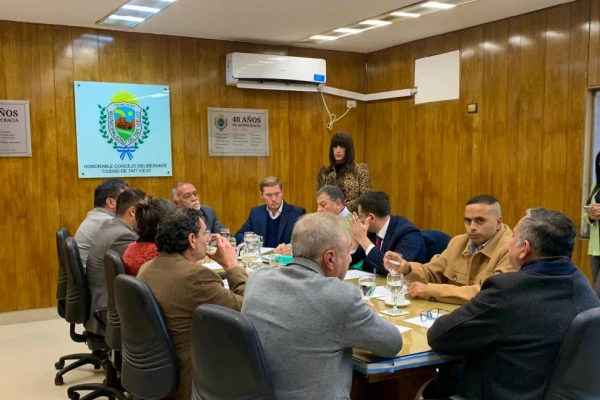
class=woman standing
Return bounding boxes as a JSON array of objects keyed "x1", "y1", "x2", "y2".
[
  {"x1": 317, "y1": 131, "x2": 371, "y2": 213},
  {"x1": 585, "y1": 151, "x2": 600, "y2": 285}
]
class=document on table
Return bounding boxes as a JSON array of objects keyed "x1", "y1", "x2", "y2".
[
  {"x1": 372, "y1": 286, "x2": 389, "y2": 298},
  {"x1": 395, "y1": 325, "x2": 412, "y2": 334},
  {"x1": 202, "y1": 262, "x2": 222, "y2": 270},
  {"x1": 404, "y1": 316, "x2": 437, "y2": 329},
  {"x1": 344, "y1": 270, "x2": 375, "y2": 280}
]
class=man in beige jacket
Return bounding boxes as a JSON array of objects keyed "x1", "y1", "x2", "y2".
[{"x1": 384, "y1": 195, "x2": 514, "y2": 304}]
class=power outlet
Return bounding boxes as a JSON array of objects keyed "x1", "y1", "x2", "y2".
[{"x1": 347, "y1": 100, "x2": 357, "y2": 109}]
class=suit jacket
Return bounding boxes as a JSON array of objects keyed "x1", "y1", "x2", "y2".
[
  {"x1": 74, "y1": 207, "x2": 114, "y2": 269},
  {"x1": 138, "y1": 253, "x2": 247, "y2": 400},
  {"x1": 84, "y1": 217, "x2": 137, "y2": 335},
  {"x1": 234, "y1": 201, "x2": 306, "y2": 245},
  {"x1": 241, "y1": 258, "x2": 402, "y2": 400},
  {"x1": 428, "y1": 260, "x2": 600, "y2": 400},
  {"x1": 352, "y1": 215, "x2": 428, "y2": 274},
  {"x1": 406, "y1": 224, "x2": 514, "y2": 304},
  {"x1": 200, "y1": 205, "x2": 225, "y2": 234}
]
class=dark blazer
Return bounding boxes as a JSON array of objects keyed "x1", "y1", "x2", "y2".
[
  {"x1": 352, "y1": 215, "x2": 427, "y2": 275},
  {"x1": 200, "y1": 205, "x2": 225, "y2": 234},
  {"x1": 428, "y1": 260, "x2": 600, "y2": 400},
  {"x1": 234, "y1": 201, "x2": 306, "y2": 246}
]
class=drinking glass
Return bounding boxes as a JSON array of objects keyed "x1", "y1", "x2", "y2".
[
  {"x1": 269, "y1": 254, "x2": 283, "y2": 267},
  {"x1": 358, "y1": 275, "x2": 376, "y2": 301},
  {"x1": 257, "y1": 235, "x2": 264, "y2": 250},
  {"x1": 386, "y1": 273, "x2": 405, "y2": 315},
  {"x1": 206, "y1": 231, "x2": 217, "y2": 252},
  {"x1": 239, "y1": 235, "x2": 261, "y2": 274},
  {"x1": 228, "y1": 237, "x2": 237, "y2": 248},
  {"x1": 388, "y1": 253, "x2": 404, "y2": 276},
  {"x1": 220, "y1": 228, "x2": 231, "y2": 239}
]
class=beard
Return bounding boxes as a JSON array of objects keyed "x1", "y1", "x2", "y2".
[{"x1": 191, "y1": 203, "x2": 201, "y2": 210}]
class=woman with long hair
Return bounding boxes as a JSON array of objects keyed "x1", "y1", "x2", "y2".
[
  {"x1": 317, "y1": 131, "x2": 371, "y2": 213},
  {"x1": 585, "y1": 151, "x2": 600, "y2": 285}
]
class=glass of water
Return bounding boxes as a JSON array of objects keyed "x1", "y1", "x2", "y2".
[
  {"x1": 386, "y1": 273, "x2": 405, "y2": 316},
  {"x1": 221, "y1": 228, "x2": 231, "y2": 239},
  {"x1": 358, "y1": 275, "x2": 376, "y2": 301},
  {"x1": 206, "y1": 231, "x2": 217, "y2": 253},
  {"x1": 228, "y1": 237, "x2": 237, "y2": 248}
]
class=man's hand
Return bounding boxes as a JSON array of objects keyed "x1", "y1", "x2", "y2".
[
  {"x1": 407, "y1": 282, "x2": 427, "y2": 298},
  {"x1": 350, "y1": 213, "x2": 373, "y2": 250},
  {"x1": 590, "y1": 205, "x2": 600, "y2": 220},
  {"x1": 383, "y1": 251, "x2": 410, "y2": 274},
  {"x1": 206, "y1": 235, "x2": 238, "y2": 271},
  {"x1": 273, "y1": 243, "x2": 292, "y2": 255}
]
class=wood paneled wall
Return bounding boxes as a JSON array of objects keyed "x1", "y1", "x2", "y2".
[
  {"x1": 365, "y1": 0, "x2": 596, "y2": 277},
  {"x1": 0, "y1": 21, "x2": 365, "y2": 312}
]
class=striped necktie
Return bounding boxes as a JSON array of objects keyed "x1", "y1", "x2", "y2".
[{"x1": 375, "y1": 236, "x2": 382, "y2": 249}]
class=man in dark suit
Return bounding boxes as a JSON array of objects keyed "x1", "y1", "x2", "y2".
[
  {"x1": 172, "y1": 182, "x2": 225, "y2": 233},
  {"x1": 235, "y1": 176, "x2": 306, "y2": 248},
  {"x1": 350, "y1": 190, "x2": 427, "y2": 274},
  {"x1": 428, "y1": 208, "x2": 600, "y2": 400},
  {"x1": 85, "y1": 188, "x2": 146, "y2": 335}
]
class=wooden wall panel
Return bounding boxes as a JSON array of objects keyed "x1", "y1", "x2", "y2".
[{"x1": 0, "y1": 22, "x2": 364, "y2": 312}]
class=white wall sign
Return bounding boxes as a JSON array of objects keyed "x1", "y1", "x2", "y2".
[
  {"x1": 0, "y1": 100, "x2": 31, "y2": 157},
  {"x1": 208, "y1": 108, "x2": 269, "y2": 157},
  {"x1": 414, "y1": 50, "x2": 460, "y2": 105}
]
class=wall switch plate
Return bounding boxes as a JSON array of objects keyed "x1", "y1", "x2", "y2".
[
  {"x1": 467, "y1": 103, "x2": 478, "y2": 113},
  {"x1": 347, "y1": 100, "x2": 357, "y2": 108}
]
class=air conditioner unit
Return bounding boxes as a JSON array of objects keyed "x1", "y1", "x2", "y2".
[{"x1": 226, "y1": 53, "x2": 326, "y2": 92}]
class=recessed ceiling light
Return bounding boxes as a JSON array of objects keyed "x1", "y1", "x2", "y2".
[
  {"x1": 310, "y1": 35, "x2": 339, "y2": 41},
  {"x1": 121, "y1": 5, "x2": 160, "y2": 13},
  {"x1": 391, "y1": 11, "x2": 421, "y2": 18},
  {"x1": 421, "y1": 2, "x2": 456, "y2": 9},
  {"x1": 359, "y1": 20, "x2": 393, "y2": 26},
  {"x1": 108, "y1": 15, "x2": 146, "y2": 22},
  {"x1": 334, "y1": 28, "x2": 364, "y2": 34}
]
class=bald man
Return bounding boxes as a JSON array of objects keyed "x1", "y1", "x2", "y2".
[{"x1": 383, "y1": 195, "x2": 515, "y2": 305}]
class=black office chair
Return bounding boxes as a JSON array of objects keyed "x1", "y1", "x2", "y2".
[
  {"x1": 594, "y1": 278, "x2": 600, "y2": 300},
  {"x1": 543, "y1": 307, "x2": 600, "y2": 400},
  {"x1": 54, "y1": 228, "x2": 102, "y2": 385},
  {"x1": 191, "y1": 304, "x2": 275, "y2": 400},
  {"x1": 104, "y1": 250, "x2": 125, "y2": 353},
  {"x1": 114, "y1": 274, "x2": 178, "y2": 400},
  {"x1": 61, "y1": 236, "x2": 127, "y2": 400},
  {"x1": 422, "y1": 230, "x2": 452, "y2": 262}
]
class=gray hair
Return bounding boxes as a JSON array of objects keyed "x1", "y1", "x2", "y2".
[
  {"x1": 291, "y1": 213, "x2": 348, "y2": 265},
  {"x1": 517, "y1": 208, "x2": 576, "y2": 258},
  {"x1": 316, "y1": 185, "x2": 346, "y2": 205},
  {"x1": 172, "y1": 181, "x2": 191, "y2": 201}
]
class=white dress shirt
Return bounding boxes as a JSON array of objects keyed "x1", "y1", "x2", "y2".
[{"x1": 268, "y1": 202, "x2": 284, "y2": 219}]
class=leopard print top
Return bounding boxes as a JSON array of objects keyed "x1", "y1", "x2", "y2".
[{"x1": 317, "y1": 163, "x2": 371, "y2": 213}]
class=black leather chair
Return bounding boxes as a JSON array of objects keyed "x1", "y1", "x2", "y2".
[
  {"x1": 61, "y1": 236, "x2": 127, "y2": 400},
  {"x1": 114, "y1": 274, "x2": 178, "y2": 400},
  {"x1": 54, "y1": 228, "x2": 102, "y2": 385},
  {"x1": 104, "y1": 250, "x2": 125, "y2": 353},
  {"x1": 544, "y1": 307, "x2": 600, "y2": 400},
  {"x1": 191, "y1": 304, "x2": 275, "y2": 400},
  {"x1": 422, "y1": 230, "x2": 452, "y2": 262}
]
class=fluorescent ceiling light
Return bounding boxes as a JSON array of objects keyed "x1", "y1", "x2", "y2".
[
  {"x1": 334, "y1": 28, "x2": 363, "y2": 34},
  {"x1": 310, "y1": 35, "x2": 339, "y2": 41},
  {"x1": 108, "y1": 15, "x2": 146, "y2": 22},
  {"x1": 391, "y1": 11, "x2": 421, "y2": 18},
  {"x1": 421, "y1": 2, "x2": 457, "y2": 9},
  {"x1": 359, "y1": 20, "x2": 392, "y2": 26},
  {"x1": 121, "y1": 5, "x2": 160, "y2": 13}
]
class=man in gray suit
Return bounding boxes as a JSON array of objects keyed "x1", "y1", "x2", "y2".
[
  {"x1": 85, "y1": 188, "x2": 146, "y2": 335},
  {"x1": 242, "y1": 212, "x2": 402, "y2": 400},
  {"x1": 75, "y1": 179, "x2": 129, "y2": 269},
  {"x1": 172, "y1": 182, "x2": 225, "y2": 234}
]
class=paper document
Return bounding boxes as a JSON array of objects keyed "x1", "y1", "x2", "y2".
[
  {"x1": 404, "y1": 316, "x2": 438, "y2": 329},
  {"x1": 344, "y1": 270, "x2": 375, "y2": 280},
  {"x1": 260, "y1": 247, "x2": 275, "y2": 254},
  {"x1": 372, "y1": 286, "x2": 389, "y2": 298},
  {"x1": 202, "y1": 262, "x2": 222, "y2": 271},
  {"x1": 396, "y1": 325, "x2": 412, "y2": 334}
]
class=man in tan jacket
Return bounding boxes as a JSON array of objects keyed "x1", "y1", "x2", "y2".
[
  {"x1": 138, "y1": 208, "x2": 247, "y2": 400},
  {"x1": 384, "y1": 195, "x2": 514, "y2": 304}
]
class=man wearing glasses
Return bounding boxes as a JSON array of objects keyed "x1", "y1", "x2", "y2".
[
  {"x1": 172, "y1": 181, "x2": 225, "y2": 234},
  {"x1": 383, "y1": 195, "x2": 514, "y2": 304},
  {"x1": 427, "y1": 208, "x2": 600, "y2": 400}
]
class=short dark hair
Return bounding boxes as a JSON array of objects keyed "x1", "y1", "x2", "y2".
[
  {"x1": 329, "y1": 131, "x2": 355, "y2": 168},
  {"x1": 93, "y1": 179, "x2": 129, "y2": 208},
  {"x1": 316, "y1": 185, "x2": 346, "y2": 205},
  {"x1": 156, "y1": 208, "x2": 202, "y2": 254},
  {"x1": 466, "y1": 194, "x2": 499, "y2": 206},
  {"x1": 116, "y1": 188, "x2": 146, "y2": 217},
  {"x1": 135, "y1": 197, "x2": 176, "y2": 242},
  {"x1": 357, "y1": 191, "x2": 391, "y2": 218},
  {"x1": 519, "y1": 208, "x2": 576, "y2": 258},
  {"x1": 260, "y1": 176, "x2": 282, "y2": 193}
]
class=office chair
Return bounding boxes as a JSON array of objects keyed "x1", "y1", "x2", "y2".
[
  {"x1": 114, "y1": 275, "x2": 179, "y2": 400},
  {"x1": 422, "y1": 230, "x2": 452, "y2": 262},
  {"x1": 54, "y1": 228, "x2": 102, "y2": 385},
  {"x1": 191, "y1": 304, "x2": 275, "y2": 400}
]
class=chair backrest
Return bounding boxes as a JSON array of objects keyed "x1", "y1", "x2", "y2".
[
  {"x1": 104, "y1": 250, "x2": 125, "y2": 351},
  {"x1": 544, "y1": 307, "x2": 600, "y2": 400},
  {"x1": 63, "y1": 236, "x2": 90, "y2": 325},
  {"x1": 422, "y1": 230, "x2": 452, "y2": 262},
  {"x1": 191, "y1": 304, "x2": 275, "y2": 400},
  {"x1": 55, "y1": 227, "x2": 71, "y2": 318},
  {"x1": 595, "y1": 278, "x2": 600, "y2": 300},
  {"x1": 114, "y1": 275, "x2": 178, "y2": 400}
]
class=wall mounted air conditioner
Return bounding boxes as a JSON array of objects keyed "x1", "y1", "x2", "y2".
[{"x1": 226, "y1": 52, "x2": 326, "y2": 92}]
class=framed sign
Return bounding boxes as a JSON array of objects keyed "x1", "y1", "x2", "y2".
[
  {"x1": 208, "y1": 107, "x2": 269, "y2": 156},
  {"x1": 74, "y1": 81, "x2": 173, "y2": 178},
  {"x1": 0, "y1": 100, "x2": 31, "y2": 157}
]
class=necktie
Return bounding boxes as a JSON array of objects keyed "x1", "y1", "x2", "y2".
[{"x1": 375, "y1": 236, "x2": 382, "y2": 249}]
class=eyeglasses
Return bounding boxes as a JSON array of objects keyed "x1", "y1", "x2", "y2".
[{"x1": 420, "y1": 308, "x2": 450, "y2": 322}]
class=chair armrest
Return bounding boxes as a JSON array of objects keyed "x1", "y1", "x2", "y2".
[{"x1": 94, "y1": 308, "x2": 107, "y2": 328}]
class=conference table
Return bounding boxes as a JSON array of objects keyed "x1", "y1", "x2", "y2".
[{"x1": 347, "y1": 274, "x2": 461, "y2": 400}]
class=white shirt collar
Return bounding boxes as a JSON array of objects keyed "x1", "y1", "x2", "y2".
[
  {"x1": 377, "y1": 217, "x2": 391, "y2": 241},
  {"x1": 338, "y1": 207, "x2": 350, "y2": 217},
  {"x1": 268, "y1": 202, "x2": 284, "y2": 219}
]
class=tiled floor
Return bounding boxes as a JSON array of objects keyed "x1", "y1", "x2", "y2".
[{"x1": 0, "y1": 309, "x2": 105, "y2": 399}]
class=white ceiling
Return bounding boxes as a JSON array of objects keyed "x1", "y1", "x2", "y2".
[{"x1": 0, "y1": 0, "x2": 575, "y2": 53}]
